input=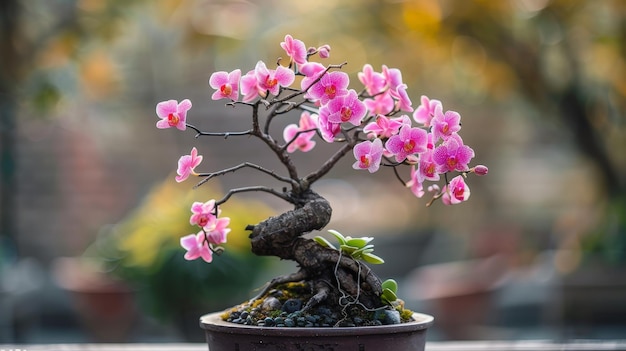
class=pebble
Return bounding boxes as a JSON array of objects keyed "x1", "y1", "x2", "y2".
[
  {"x1": 262, "y1": 297, "x2": 282, "y2": 311},
  {"x1": 281, "y1": 299, "x2": 302, "y2": 313},
  {"x1": 224, "y1": 302, "x2": 407, "y2": 329},
  {"x1": 381, "y1": 310, "x2": 401, "y2": 325}
]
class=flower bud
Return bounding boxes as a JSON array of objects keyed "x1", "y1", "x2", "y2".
[
  {"x1": 427, "y1": 184, "x2": 440, "y2": 193},
  {"x1": 317, "y1": 44, "x2": 331, "y2": 58},
  {"x1": 473, "y1": 165, "x2": 489, "y2": 176}
]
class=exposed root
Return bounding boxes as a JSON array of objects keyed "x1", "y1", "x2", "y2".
[{"x1": 245, "y1": 189, "x2": 385, "y2": 316}]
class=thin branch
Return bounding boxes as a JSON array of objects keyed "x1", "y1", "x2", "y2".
[
  {"x1": 304, "y1": 141, "x2": 354, "y2": 185},
  {"x1": 295, "y1": 103, "x2": 319, "y2": 115},
  {"x1": 251, "y1": 102, "x2": 262, "y2": 133},
  {"x1": 273, "y1": 101, "x2": 299, "y2": 115},
  {"x1": 195, "y1": 162, "x2": 297, "y2": 188},
  {"x1": 391, "y1": 165, "x2": 406, "y2": 186},
  {"x1": 263, "y1": 97, "x2": 283, "y2": 135},
  {"x1": 215, "y1": 186, "x2": 294, "y2": 206},
  {"x1": 274, "y1": 62, "x2": 348, "y2": 104},
  {"x1": 248, "y1": 102, "x2": 302, "y2": 190},
  {"x1": 425, "y1": 191, "x2": 444, "y2": 207},
  {"x1": 186, "y1": 124, "x2": 252, "y2": 139},
  {"x1": 281, "y1": 128, "x2": 318, "y2": 152}
]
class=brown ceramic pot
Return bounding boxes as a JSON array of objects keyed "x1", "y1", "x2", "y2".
[{"x1": 200, "y1": 311, "x2": 434, "y2": 351}]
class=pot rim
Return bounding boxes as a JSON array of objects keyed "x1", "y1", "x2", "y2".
[{"x1": 200, "y1": 311, "x2": 434, "y2": 337}]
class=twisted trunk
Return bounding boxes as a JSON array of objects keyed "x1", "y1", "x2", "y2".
[{"x1": 247, "y1": 190, "x2": 384, "y2": 311}]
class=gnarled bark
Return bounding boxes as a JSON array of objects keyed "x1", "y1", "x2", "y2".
[{"x1": 247, "y1": 190, "x2": 384, "y2": 311}]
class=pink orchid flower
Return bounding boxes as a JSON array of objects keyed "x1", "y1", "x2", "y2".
[
  {"x1": 385, "y1": 124, "x2": 428, "y2": 162},
  {"x1": 180, "y1": 232, "x2": 214, "y2": 263},
  {"x1": 443, "y1": 175, "x2": 471, "y2": 205},
  {"x1": 204, "y1": 217, "x2": 231, "y2": 245},
  {"x1": 317, "y1": 110, "x2": 342, "y2": 143},
  {"x1": 412, "y1": 95, "x2": 442, "y2": 127},
  {"x1": 432, "y1": 134, "x2": 475, "y2": 173},
  {"x1": 431, "y1": 104, "x2": 462, "y2": 142},
  {"x1": 300, "y1": 62, "x2": 326, "y2": 91},
  {"x1": 323, "y1": 89, "x2": 367, "y2": 126},
  {"x1": 209, "y1": 69, "x2": 241, "y2": 101},
  {"x1": 175, "y1": 147, "x2": 203, "y2": 182},
  {"x1": 406, "y1": 165, "x2": 425, "y2": 198},
  {"x1": 352, "y1": 138, "x2": 384, "y2": 173},
  {"x1": 382, "y1": 65, "x2": 403, "y2": 91},
  {"x1": 389, "y1": 83, "x2": 413, "y2": 112},
  {"x1": 254, "y1": 61, "x2": 295, "y2": 97},
  {"x1": 363, "y1": 114, "x2": 407, "y2": 139},
  {"x1": 417, "y1": 149, "x2": 440, "y2": 183},
  {"x1": 426, "y1": 132, "x2": 435, "y2": 150},
  {"x1": 280, "y1": 34, "x2": 308, "y2": 65},
  {"x1": 240, "y1": 70, "x2": 261, "y2": 102},
  {"x1": 155, "y1": 99, "x2": 192, "y2": 131},
  {"x1": 363, "y1": 92, "x2": 394, "y2": 116},
  {"x1": 190, "y1": 200, "x2": 218, "y2": 227},
  {"x1": 308, "y1": 71, "x2": 350, "y2": 105},
  {"x1": 283, "y1": 111, "x2": 318, "y2": 153},
  {"x1": 358, "y1": 64, "x2": 386, "y2": 96}
]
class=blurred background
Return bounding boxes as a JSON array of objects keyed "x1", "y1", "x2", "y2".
[{"x1": 1, "y1": 0, "x2": 625, "y2": 343}]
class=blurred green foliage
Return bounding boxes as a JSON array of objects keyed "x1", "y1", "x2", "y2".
[{"x1": 85, "y1": 178, "x2": 275, "y2": 325}]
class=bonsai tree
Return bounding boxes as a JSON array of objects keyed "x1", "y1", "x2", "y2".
[{"x1": 155, "y1": 35, "x2": 487, "y2": 327}]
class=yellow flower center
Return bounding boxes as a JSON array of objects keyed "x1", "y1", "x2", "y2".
[
  {"x1": 403, "y1": 140, "x2": 415, "y2": 152},
  {"x1": 447, "y1": 156, "x2": 457, "y2": 169},
  {"x1": 325, "y1": 85, "x2": 336, "y2": 97},
  {"x1": 168, "y1": 113, "x2": 180, "y2": 126},
  {"x1": 221, "y1": 84, "x2": 232, "y2": 96},
  {"x1": 426, "y1": 163, "x2": 436, "y2": 177},
  {"x1": 360, "y1": 155, "x2": 370, "y2": 167},
  {"x1": 340, "y1": 107, "x2": 352, "y2": 122},
  {"x1": 266, "y1": 77, "x2": 278, "y2": 88}
]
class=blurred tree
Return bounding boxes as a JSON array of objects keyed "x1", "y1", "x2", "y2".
[
  {"x1": 0, "y1": 0, "x2": 19, "y2": 259},
  {"x1": 432, "y1": 0, "x2": 626, "y2": 263},
  {"x1": 0, "y1": 0, "x2": 143, "y2": 259},
  {"x1": 441, "y1": 0, "x2": 624, "y2": 193}
]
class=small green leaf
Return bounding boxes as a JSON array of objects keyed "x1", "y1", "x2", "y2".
[
  {"x1": 314, "y1": 236, "x2": 337, "y2": 250},
  {"x1": 345, "y1": 237, "x2": 374, "y2": 248},
  {"x1": 328, "y1": 230, "x2": 347, "y2": 246},
  {"x1": 381, "y1": 288, "x2": 398, "y2": 304},
  {"x1": 361, "y1": 252, "x2": 385, "y2": 264},
  {"x1": 381, "y1": 279, "x2": 398, "y2": 293},
  {"x1": 351, "y1": 245, "x2": 375, "y2": 258},
  {"x1": 339, "y1": 244, "x2": 359, "y2": 255}
]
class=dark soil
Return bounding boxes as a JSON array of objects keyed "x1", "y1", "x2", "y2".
[{"x1": 220, "y1": 282, "x2": 414, "y2": 328}]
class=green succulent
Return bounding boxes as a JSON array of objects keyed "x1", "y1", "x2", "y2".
[
  {"x1": 314, "y1": 230, "x2": 399, "y2": 305},
  {"x1": 314, "y1": 229, "x2": 385, "y2": 264},
  {"x1": 380, "y1": 278, "x2": 398, "y2": 304}
]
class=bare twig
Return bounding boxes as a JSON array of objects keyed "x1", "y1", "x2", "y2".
[
  {"x1": 304, "y1": 141, "x2": 355, "y2": 186},
  {"x1": 195, "y1": 162, "x2": 298, "y2": 188},
  {"x1": 215, "y1": 186, "x2": 294, "y2": 206},
  {"x1": 186, "y1": 123, "x2": 252, "y2": 139},
  {"x1": 281, "y1": 127, "x2": 318, "y2": 152}
]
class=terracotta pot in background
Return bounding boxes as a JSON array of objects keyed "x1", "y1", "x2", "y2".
[{"x1": 52, "y1": 257, "x2": 138, "y2": 342}]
